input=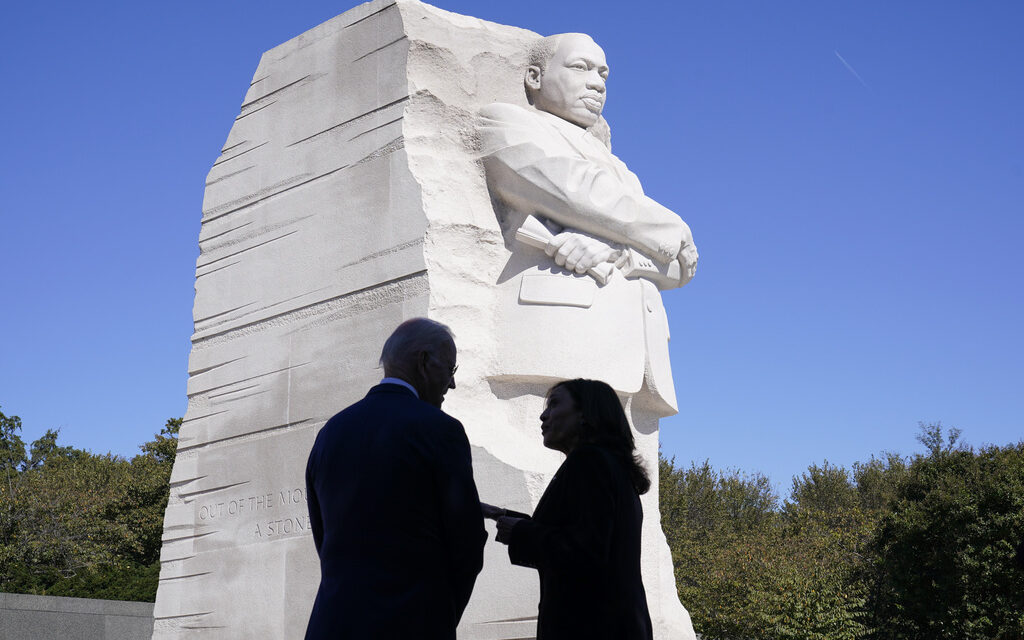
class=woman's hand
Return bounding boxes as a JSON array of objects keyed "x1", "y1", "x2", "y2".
[{"x1": 495, "y1": 516, "x2": 524, "y2": 545}]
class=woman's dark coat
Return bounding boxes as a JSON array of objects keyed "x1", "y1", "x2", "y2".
[{"x1": 507, "y1": 443, "x2": 654, "y2": 640}]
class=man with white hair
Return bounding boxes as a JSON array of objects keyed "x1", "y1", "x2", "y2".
[{"x1": 304, "y1": 317, "x2": 486, "y2": 640}]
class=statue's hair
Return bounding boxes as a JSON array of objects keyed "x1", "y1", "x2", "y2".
[
  {"x1": 379, "y1": 318, "x2": 454, "y2": 373},
  {"x1": 526, "y1": 34, "x2": 570, "y2": 72}
]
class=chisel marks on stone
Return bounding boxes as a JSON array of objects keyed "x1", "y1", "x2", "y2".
[
  {"x1": 176, "y1": 418, "x2": 317, "y2": 453},
  {"x1": 235, "y1": 100, "x2": 276, "y2": 122},
  {"x1": 182, "y1": 626, "x2": 228, "y2": 630},
  {"x1": 208, "y1": 383, "x2": 260, "y2": 400},
  {"x1": 194, "y1": 261, "x2": 240, "y2": 280},
  {"x1": 182, "y1": 410, "x2": 229, "y2": 424},
  {"x1": 198, "y1": 221, "x2": 253, "y2": 245},
  {"x1": 200, "y1": 215, "x2": 314, "y2": 256},
  {"x1": 220, "y1": 140, "x2": 249, "y2": 154},
  {"x1": 194, "y1": 303, "x2": 258, "y2": 325},
  {"x1": 189, "y1": 358, "x2": 245, "y2": 377},
  {"x1": 288, "y1": 96, "x2": 409, "y2": 147},
  {"x1": 353, "y1": 36, "x2": 407, "y2": 62},
  {"x1": 169, "y1": 476, "x2": 207, "y2": 490},
  {"x1": 356, "y1": 136, "x2": 405, "y2": 165},
  {"x1": 192, "y1": 271, "x2": 427, "y2": 348},
  {"x1": 189, "y1": 362, "x2": 310, "y2": 398},
  {"x1": 348, "y1": 116, "x2": 403, "y2": 142},
  {"x1": 161, "y1": 531, "x2": 217, "y2": 544},
  {"x1": 179, "y1": 481, "x2": 250, "y2": 500},
  {"x1": 196, "y1": 230, "x2": 298, "y2": 270},
  {"x1": 206, "y1": 164, "x2": 255, "y2": 187},
  {"x1": 240, "y1": 74, "x2": 315, "y2": 111},
  {"x1": 212, "y1": 141, "x2": 267, "y2": 167},
  {"x1": 344, "y1": 2, "x2": 397, "y2": 29},
  {"x1": 158, "y1": 572, "x2": 212, "y2": 583},
  {"x1": 231, "y1": 287, "x2": 331, "y2": 326},
  {"x1": 338, "y1": 238, "x2": 423, "y2": 269},
  {"x1": 154, "y1": 610, "x2": 213, "y2": 620},
  {"x1": 210, "y1": 389, "x2": 269, "y2": 405},
  {"x1": 201, "y1": 167, "x2": 348, "y2": 223}
]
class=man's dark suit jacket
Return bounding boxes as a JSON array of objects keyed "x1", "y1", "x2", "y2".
[
  {"x1": 304, "y1": 383, "x2": 486, "y2": 640},
  {"x1": 506, "y1": 444, "x2": 654, "y2": 640}
]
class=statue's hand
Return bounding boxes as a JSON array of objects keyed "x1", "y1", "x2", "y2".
[
  {"x1": 677, "y1": 240, "x2": 699, "y2": 283},
  {"x1": 546, "y1": 231, "x2": 621, "y2": 274}
]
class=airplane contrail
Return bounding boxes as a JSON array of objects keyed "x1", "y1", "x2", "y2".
[{"x1": 834, "y1": 50, "x2": 869, "y2": 88}]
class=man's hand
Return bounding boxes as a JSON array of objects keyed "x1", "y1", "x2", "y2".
[
  {"x1": 546, "y1": 230, "x2": 623, "y2": 274},
  {"x1": 480, "y1": 502, "x2": 506, "y2": 520}
]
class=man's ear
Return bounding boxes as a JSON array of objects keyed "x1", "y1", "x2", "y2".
[
  {"x1": 525, "y1": 65, "x2": 542, "y2": 93},
  {"x1": 416, "y1": 350, "x2": 431, "y2": 377}
]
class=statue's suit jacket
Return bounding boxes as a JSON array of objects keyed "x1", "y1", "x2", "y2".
[
  {"x1": 479, "y1": 103, "x2": 691, "y2": 413},
  {"x1": 304, "y1": 383, "x2": 486, "y2": 640}
]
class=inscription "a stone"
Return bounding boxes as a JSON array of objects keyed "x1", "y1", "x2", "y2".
[{"x1": 254, "y1": 514, "x2": 312, "y2": 539}]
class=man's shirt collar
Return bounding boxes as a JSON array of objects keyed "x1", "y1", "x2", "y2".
[{"x1": 380, "y1": 377, "x2": 418, "y2": 398}]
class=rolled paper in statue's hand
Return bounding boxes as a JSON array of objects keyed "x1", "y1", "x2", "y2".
[{"x1": 514, "y1": 215, "x2": 613, "y2": 284}]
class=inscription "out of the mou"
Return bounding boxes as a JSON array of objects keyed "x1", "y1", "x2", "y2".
[{"x1": 198, "y1": 487, "x2": 307, "y2": 521}]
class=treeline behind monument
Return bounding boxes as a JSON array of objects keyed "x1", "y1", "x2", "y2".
[
  {"x1": 2, "y1": 407, "x2": 1022, "y2": 639},
  {"x1": 0, "y1": 406, "x2": 178, "y2": 601},
  {"x1": 662, "y1": 423, "x2": 1024, "y2": 640}
]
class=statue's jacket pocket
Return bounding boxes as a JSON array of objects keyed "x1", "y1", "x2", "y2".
[{"x1": 517, "y1": 273, "x2": 596, "y2": 308}]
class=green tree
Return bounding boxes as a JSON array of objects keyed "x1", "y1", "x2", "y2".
[
  {"x1": 867, "y1": 425, "x2": 1024, "y2": 639},
  {"x1": 0, "y1": 410, "x2": 179, "y2": 601},
  {"x1": 853, "y1": 452, "x2": 908, "y2": 512},
  {"x1": 785, "y1": 460, "x2": 858, "y2": 518},
  {"x1": 659, "y1": 456, "x2": 779, "y2": 638},
  {"x1": 662, "y1": 454, "x2": 873, "y2": 640},
  {"x1": 0, "y1": 406, "x2": 27, "y2": 488}
]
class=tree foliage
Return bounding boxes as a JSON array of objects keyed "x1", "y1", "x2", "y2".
[
  {"x1": 867, "y1": 435, "x2": 1024, "y2": 639},
  {"x1": 661, "y1": 423, "x2": 1024, "y2": 640},
  {"x1": 662, "y1": 456, "x2": 873, "y2": 640},
  {"x1": 0, "y1": 406, "x2": 179, "y2": 601}
]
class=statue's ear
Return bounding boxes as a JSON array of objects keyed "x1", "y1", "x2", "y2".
[{"x1": 525, "y1": 65, "x2": 542, "y2": 93}]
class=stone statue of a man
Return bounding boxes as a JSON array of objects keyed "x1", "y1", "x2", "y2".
[{"x1": 479, "y1": 32, "x2": 698, "y2": 414}]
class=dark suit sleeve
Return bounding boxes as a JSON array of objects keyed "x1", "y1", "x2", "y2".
[
  {"x1": 507, "y1": 447, "x2": 616, "y2": 573},
  {"x1": 432, "y1": 418, "x2": 487, "y2": 622},
  {"x1": 305, "y1": 441, "x2": 324, "y2": 555}
]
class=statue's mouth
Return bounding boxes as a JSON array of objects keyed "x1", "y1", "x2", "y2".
[{"x1": 581, "y1": 95, "x2": 604, "y2": 112}]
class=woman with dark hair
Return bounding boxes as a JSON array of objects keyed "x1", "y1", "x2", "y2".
[{"x1": 483, "y1": 379, "x2": 654, "y2": 640}]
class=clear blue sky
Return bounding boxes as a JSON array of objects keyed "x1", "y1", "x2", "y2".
[{"x1": 2, "y1": 1, "x2": 1021, "y2": 496}]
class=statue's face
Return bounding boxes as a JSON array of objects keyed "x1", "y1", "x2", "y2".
[{"x1": 529, "y1": 34, "x2": 609, "y2": 128}]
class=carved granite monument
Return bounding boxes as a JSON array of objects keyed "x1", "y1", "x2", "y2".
[{"x1": 154, "y1": 2, "x2": 698, "y2": 638}]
